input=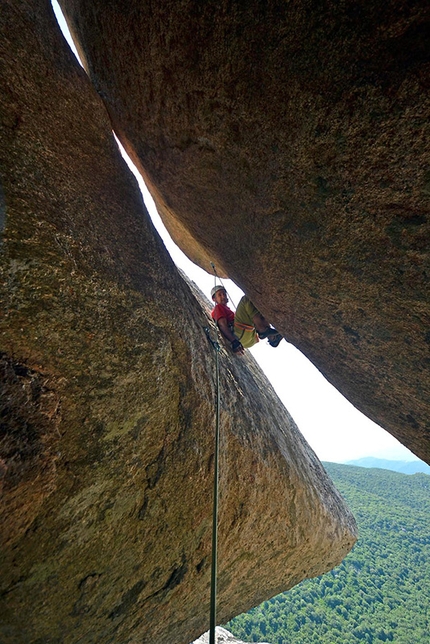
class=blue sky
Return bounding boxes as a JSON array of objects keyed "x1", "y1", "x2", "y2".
[{"x1": 52, "y1": 1, "x2": 419, "y2": 464}]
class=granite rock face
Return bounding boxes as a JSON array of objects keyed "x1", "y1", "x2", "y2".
[
  {"x1": 59, "y1": 0, "x2": 430, "y2": 463},
  {"x1": 0, "y1": 3, "x2": 356, "y2": 643}
]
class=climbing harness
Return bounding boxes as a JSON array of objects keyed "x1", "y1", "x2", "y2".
[
  {"x1": 233, "y1": 320, "x2": 255, "y2": 345},
  {"x1": 204, "y1": 325, "x2": 221, "y2": 644}
]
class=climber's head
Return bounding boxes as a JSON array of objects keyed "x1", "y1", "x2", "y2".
[{"x1": 211, "y1": 285, "x2": 228, "y2": 305}]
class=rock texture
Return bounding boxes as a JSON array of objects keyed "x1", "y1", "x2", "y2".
[
  {"x1": 59, "y1": 0, "x2": 430, "y2": 463},
  {"x1": 0, "y1": 2, "x2": 356, "y2": 643}
]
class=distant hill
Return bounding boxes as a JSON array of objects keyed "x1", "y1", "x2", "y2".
[
  {"x1": 345, "y1": 457, "x2": 430, "y2": 475},
  {"x1": 226, "y1": 463, "x2": 430, "y2": 644}
]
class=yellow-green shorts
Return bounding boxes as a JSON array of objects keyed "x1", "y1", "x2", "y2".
[{"x1": 234, "y1": 296, "x2": 259, "y2": 348}]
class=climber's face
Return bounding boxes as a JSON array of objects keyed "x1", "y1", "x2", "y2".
[{"x1": 213, "y1": 289, "x2": 228, "y2": 306}]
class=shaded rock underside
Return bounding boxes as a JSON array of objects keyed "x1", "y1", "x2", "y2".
[{"x1": 59, "y1": 0, "x2": 430, "y2": 463}]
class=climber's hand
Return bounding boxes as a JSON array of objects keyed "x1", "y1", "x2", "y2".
[{"x1": 231, "y1": 339, "x2": 244, "y2": 355}]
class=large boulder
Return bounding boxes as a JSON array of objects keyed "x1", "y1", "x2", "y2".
[
  {"x1": 0, "y1": 2, "x2": 356, "y2": 643},
  {"x1": 59, "y1": 0, "x2": 430, "y2": 463}
]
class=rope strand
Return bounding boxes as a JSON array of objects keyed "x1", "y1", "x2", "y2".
[{"x1": 204, "y1": 326, "x2": 221, "y2": 644}]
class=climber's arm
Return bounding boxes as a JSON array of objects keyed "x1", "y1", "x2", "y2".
[{"x1": 217, "y1": 317, "x2": 244, "y2": 355}]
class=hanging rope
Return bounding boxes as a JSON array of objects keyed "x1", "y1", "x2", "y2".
[
  {"x1": 210, "y1": 262, "x2": 237, "y2": 310},
  {"x1": 204, "y1": 325, "x2": 221, "y2": 644}
]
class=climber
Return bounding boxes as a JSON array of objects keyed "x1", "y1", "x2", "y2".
[{"x1": 211, "y1": 285, "x2": 283, "y2": 354}]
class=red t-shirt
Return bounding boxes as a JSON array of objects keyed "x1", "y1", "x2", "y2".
[{"x1": 211, "y1": 303, "x2": 235, "y2": 326}]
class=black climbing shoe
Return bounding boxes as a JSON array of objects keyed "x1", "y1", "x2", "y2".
[
  {"x1": 258, "y1": 327, "x2": 280, "y2": 340},
  {"x1": 268, "y1": 333, "x2": 283, "y2": 348}
]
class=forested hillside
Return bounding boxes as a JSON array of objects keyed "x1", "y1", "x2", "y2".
[{"x1": 226, "y1": 463, "x2": 430, "y2": 644}]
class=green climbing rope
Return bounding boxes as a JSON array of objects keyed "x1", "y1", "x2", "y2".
[{"x1": 204, "y1": 326, "x2": 221, "y2": 644}]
